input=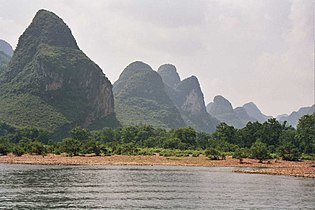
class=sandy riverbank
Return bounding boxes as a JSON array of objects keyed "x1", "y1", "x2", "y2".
[{"x1": 0, "y1": 154, "x2": 314, "y2": 178}]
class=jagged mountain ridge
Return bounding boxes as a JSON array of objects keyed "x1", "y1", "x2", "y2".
[
  {"x1": 206, "y1": 95, "x2": 273, "y2": 128},
  {"x1": 277, "y1": 105, "x2": 315, "y2": 127},
  {"x1": 158, "y1": 64, "x2": 219, "y2": 133},
  {"x1": 0, "y1": 10, "x2": 119, "y2": 136},
  {"x1": 243, "y1": 102, "x2": 272, "y2": 123},
  {"x1": 206, "y1": 95, "x2": 245, "y2": 128}
]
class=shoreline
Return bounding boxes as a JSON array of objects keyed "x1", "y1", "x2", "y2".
[{"x1": 0, "y1": 154, "x2": 314, "y2": 178}]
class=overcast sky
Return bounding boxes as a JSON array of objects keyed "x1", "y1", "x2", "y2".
[{"x1": 0, "y1": 0, "x2": 313, "y2": 116}]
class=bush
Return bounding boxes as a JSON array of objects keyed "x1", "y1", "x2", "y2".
[
  {"x1": 0, "y1": 143, "x2": 10, "y2": 155},
  {"x1": 113, "y1": 142, "x2": 139, "y2": 155},
  {"x1": 29, "y1": 141, "x2": 47, "y2": 156},
  {"x1": 278, "y1": 143, "x2": 301, "y2": 161},
  {"x1": 205, "y1": 148, "x2": 226, "y2": 160},
  {"x1": 250, "y1": 140, "x2": 270, "y2": 163},
  {"x1": 12, "y1": 145, "x2": 25, "y2": 156},
  {"x1": 61, "y1": 138, "x2": 81, "y2": 156},
  {"x1": 233, "y1": 148, "x2": 249, "y2": 163}
]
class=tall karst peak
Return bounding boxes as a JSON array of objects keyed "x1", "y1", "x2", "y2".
[
  {"x1": 157, "y1": 64, "x2": 181, "y2": 88},
  {"x1": 158, "y1": 64, "x2": 218, "y2": 133},
  {"x1": 207, "y1": 95, "x2": 234, "y2": 115},
  {"x1": 3, "y1": 9, "x2": 79, "y2": 82},
  {"x1": 177, "y1": 75, "x2": 206, "y2": 114},
  {"x1": 243, "y1": 102, "x2": 271, "y2": 122},
  {"x1": 117, "y1": 61, "x2": 153, "y2": 82},
  {"x1": 113, "y1": 61, "x2": 185, "y2": 128},
  {"x1": 0, "y1": 9, "x2": 118, "y2": 137},
  {"x1": 20, "y1": 9, "x2": 78, "y2": 49},
  {"x1": 206, "y1": 95, "x2": 246, "y2": 128}
]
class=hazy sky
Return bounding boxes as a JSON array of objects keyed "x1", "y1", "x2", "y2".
[{"x1": 0, "y1": 0, "x2": 313, "y2": 116}]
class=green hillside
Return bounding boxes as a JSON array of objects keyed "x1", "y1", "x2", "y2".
[
  {"x1": 0, "y1": 10, "x2": 119, "y2": 137},
  {"x1": 113, "y1": 61, "x2": 185, "y2": 129}
]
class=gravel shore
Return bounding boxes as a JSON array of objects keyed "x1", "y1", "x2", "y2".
[{"x1": 0, "y1": 154, "x2": 314, "y2": 178}]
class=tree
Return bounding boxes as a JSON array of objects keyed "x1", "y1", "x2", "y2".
[
  {"x1": 12, "y1": 144, "x2": 25, "y2": 156},
  {"x1": 213, "y1": 122, "x2": 238, "y2": 145},
  {"x1": 172, "y1": 127, "x2": 196, "y2": 148},
  {"x1": 233, "y1": 148, "x2": 250, "y2": 164},
  {"x1": 82, "y1": 140, "x2": 106, "y2": 156},
  {"x1": 238, "y1": 121, "x2": 263, "y2": 148},
  {"x1": 0, "y1": 137, "x2": 10, "y2": 155},
  {"x1": 70, "y1": 127, "x2": 90, "y2": 141},
  {"x1": 250, "y1": 139, "x2": 270, "y2": 163},
  {"x1": 61, "y1": 138, "x2": 81, "y2": 156},
  {"x1": 296, "y1": 114, "x2": 315, "y2": 154},
  {"x1": 278, "y1": 142, "x2": 301, "y2": 161},
  {"x1": 29, "y1": 140, "x2": 47, "y2": 156},
  {"x1": 260, "y1": 118, "x2": 283, "y2": 147},
  {"x1": 162, "y1": 137, "x2": 186, "y2": 150},
  {"x1": 205, "y1": 148, "x2": 225, "y2": 160}
]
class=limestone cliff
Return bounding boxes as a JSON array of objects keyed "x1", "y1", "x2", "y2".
[
  {"x1": 158, "y1": 64, "x2": 218, "y2": 133},
  {"x1": 0, "y1": 10, "x2": 118, "y2": 136}
]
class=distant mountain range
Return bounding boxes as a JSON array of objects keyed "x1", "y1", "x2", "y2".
[
  {"x1": 277, "y1": 105, "x2": 315, "y2": 127},
  {"x1": 0, "y1": 9, "x2": 312, "y2": 137},
  {"x1": 206, "y1": 95, "x2": 272, "y2": 128}
]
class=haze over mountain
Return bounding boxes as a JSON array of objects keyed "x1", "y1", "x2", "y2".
[
  {"x1": 0, "y1": 40, "x2": 13, "y2": 71},
  {"x1": 277, "y1": 105, "x2": 315, "y2": 127},
  {"x1": 0, "y1": 10, "x2": 119, "y2": 136},
  {"x1": 207, "y1": 95, "x2": 245, "y2": 128},
  {"x1": 158, "y1": 64, "x2": 218, "y2": 133},
  {"x1": 113, "y1": 61, "x2": 185, "y2": 129},
  {"x1": 206, "y1": 95, "x2": 272, "y2": 128},
  {"x1": 1, "y1": 1, "x2": 313, "y2": 117},
  {"x1": 243, "y1": 102, "x2": 272, "y2": 123},
  {"x1": 0, "y1": 39, "x2": 14, "y2": 57}
]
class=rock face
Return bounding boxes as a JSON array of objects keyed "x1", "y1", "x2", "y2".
[
  {"x1": 0, "y1": 39, "x2": 14, "y2": 57},
  {"x1": 0, "y1": 10, "x2": 118, "y2": 136},
  {"x1": 206, "y1": 95, "x2": 244, "y2": 128},
  {"x1": 113, "y1": 61, "x2": 185, "y2": 129},
  {"x1": 157, "y1": 64, "x2": 180, "y2": 89},
  {"x1": 158, "y1": 64, "x2": 218, "y2": 133},
  {"x1": 234, "y1": 107, "x2": 257, "y2": 126},
  {"x1": 243, "y1": 102, "x2": 271, "y2": 123},
  {"x1": 277, "y1": 105, "x2": 315, "y2": 127}
]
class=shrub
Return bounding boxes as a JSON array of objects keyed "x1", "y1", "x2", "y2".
[
  {"x1": 278, "y1": 143, "x2": 301, "y2": 161},
  {"x1": 250, "y1": 139, "x2": 270, "y2": 163},
  {"x1": 205, "y1": 148, "x2": 226, "y2": 160},
  {"x1": 12, "y1": 145, "x2": 25, "y2": 156},
  {"x1": 233, "y1": 148, "x2": 249, "y2": 163}
]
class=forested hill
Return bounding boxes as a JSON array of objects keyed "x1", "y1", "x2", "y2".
[
  {"x1": 113, "y1": 61, "x2": 186, "y2": 129},
  {"x1": 0, "y1": 9, "x2": 119, "y2": 138}
]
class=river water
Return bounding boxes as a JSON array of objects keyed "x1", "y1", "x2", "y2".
[{"x1": 0, "y1": 164, "x2": 314, "y2": 209}]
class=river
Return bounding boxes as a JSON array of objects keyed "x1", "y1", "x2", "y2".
[{"x1": 0, "y1": 164, "x2": 314, "y2": 209}]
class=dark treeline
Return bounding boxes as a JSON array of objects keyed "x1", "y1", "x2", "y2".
[{"x1": 0, "y1": 114, "x2": 314, "y2": 162}]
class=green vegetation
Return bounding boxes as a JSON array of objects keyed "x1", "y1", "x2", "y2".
[
  {"x1": 0, "y1": 114, "x2": 314, "y2": 162},
  {"x1": 113, "y1": 61, "x2": 186, "y2": 129},
  {"x1": 0, "y1": 10, "x2": 119, "y2": 137}
]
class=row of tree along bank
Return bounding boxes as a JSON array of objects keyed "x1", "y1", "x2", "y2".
[{"x1": 0, "y1": 114, "x2": 314, "y2": 162}]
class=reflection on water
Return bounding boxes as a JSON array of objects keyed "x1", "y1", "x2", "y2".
[{"x1": 0, "y1": 164, "x2": 314, "y2": 209}]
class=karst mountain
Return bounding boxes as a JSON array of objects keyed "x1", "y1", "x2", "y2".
[{"x1": 0, "y1": 10, "x2": 119, "y2": 137}]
